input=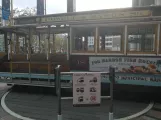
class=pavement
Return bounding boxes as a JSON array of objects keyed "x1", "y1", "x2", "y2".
[
  {"x1": 0, "y1": 84, "x2": 19, "y2": 120},
  {"x1": 133, "y1": 103, "x2": 161, "y2": 120},
  {"x1": 4, "y1": 89, "x2": 149, "y2": 120},
  {"x1": 0, "y1": 84, "x2": 159, "y2": 120}
]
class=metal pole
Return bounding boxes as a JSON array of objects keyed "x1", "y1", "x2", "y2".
[
  {"x1": 10, "y1": 33, "x2": 13, "y2": 82},
  {"x1": 44, "y1": 0, "x2": 47, "y2": 15},
  {"x1": 56, "y1": 65, "x2": 62, "y2": 120},
  {"x1": 28, "y1": 28, "x2": 32, "y2": 83},
  {"x1": 54, "y1": 67, "x2": 57, "y2": 95},
  {"x1": 47, "y1": 25, "x2": 51, "y2": 83},
  {"x1": 109, "y1": 66, "x2": 115, "y2": 120}
]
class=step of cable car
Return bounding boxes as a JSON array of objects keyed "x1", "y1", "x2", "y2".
[{"x1": 2, "y1": 62, "x2": 70, "y2": 73}]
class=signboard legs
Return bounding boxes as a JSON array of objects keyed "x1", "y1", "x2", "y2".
[
  {"x1": 55, "y1": 65, "x2": 62, "y2": 120},
  {"x1": 109, "y1": 66, "x2": 115, "y2": 120}
]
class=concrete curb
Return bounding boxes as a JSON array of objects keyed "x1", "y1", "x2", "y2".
[
  {"x1": 1, "y1": 91, "x2": 35, "y2": 120},
  {"x1": 1, "y1": 91, "x2": 154, "y2": 120},
  {"x1": 115, "y1": 101, "x2": 154, "y2": 120}
]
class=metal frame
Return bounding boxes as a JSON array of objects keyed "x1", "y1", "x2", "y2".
[
  {"x1": 70, "y1": 21, "x2": 161, "y2": 56},
  {"x1": 54, "y1": 65, "x2": 115, "y2": 120}
]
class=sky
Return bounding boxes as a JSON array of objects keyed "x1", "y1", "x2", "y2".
[{"x1": 0, "y1": 0, "x2": 132, "y2": 14}]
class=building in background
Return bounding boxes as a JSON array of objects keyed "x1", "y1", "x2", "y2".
[
  {"x1": 67, "y1": 0, "x2": 76, "y2": 12},
  {"x1": 37, "y1": 0, "x2": 45, "y2": 15},
  {"x1": 132, "y1": 0, "x2": 161, "y2": 7}
]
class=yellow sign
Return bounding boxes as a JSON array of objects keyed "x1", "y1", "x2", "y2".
[{"x1": 36, "y1": 10, "x2": 152, "y2": 23}]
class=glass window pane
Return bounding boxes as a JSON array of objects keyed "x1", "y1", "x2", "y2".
[
  {"x1": 0, "y1": 34, "x2": 5, "y2": 52},
  {"x1": 128, "y1": 24, "x2": 156, "y2": 52},
  {"x1": 72, "y1": 27, "x2": 95, "y2": 52},
  {"x1": 98, "y1": 26, "x2": 123, "y2": 52}
]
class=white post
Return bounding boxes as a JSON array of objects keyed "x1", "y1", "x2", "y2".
[
  {"x1": 57, "y1": 115, "x2": 62, "y2": 120},
  {"x1": 44, "y1": 0, "x2": 46, "y2": 15},
  {"x1": 109, "y1": 113, "x2": 113, "y2": 120}
]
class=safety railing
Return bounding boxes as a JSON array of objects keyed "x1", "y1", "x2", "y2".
[{"x1": 54, "y1": 65, "x2": 115, "y2": 120}]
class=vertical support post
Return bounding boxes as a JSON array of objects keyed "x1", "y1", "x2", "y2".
[
  {"x1": 16, "y1": 34, "x2": 19, "y2": 54},
  {"x1": 47, "y1": 25, "x2": 51, "y2": 83},
  {"x1": 67, "y1": 32, "x2": 70, "y2": 60},
  {"x1": 157, "y1": 24, "x2": 160, "y2": 55},
  {"x1": 70, "y1": 27, "x2": 72, "y2": 54},
  {"x1": 95, "y1": 27, "x2": 98, "y2": 54},
  {"x1": 124, "y1": 25, "x2": 127, "y2": 55},
  {"x1": 4, "y1": 33, "x2": 8, "y2": 53},
  {"x1": 53, "y1": 34, "x2": 56, "y2": 54},
  {"x1": 28, "y1": 28, "x2": 32, "y2": 83},
  {"x1": 54, "y1": 67, "x2": 57, "y2": 95},
  {"x1": 7, "y1": 33, "x2": 10, "y2": 60},
  {"x1": 109, "y1": 66, "x2": 115, "y2": 120},
  {"x1": 9, "y1": 33, "x2": 13, "y2": 82},
  {"x1": 25, "y1": 36, "x2": 27, "y2": 53},
  {"x1": 55, "y1": 65, "x2": 62, "y2": 120},
  {"x1": 39, "y1": 33, "x2": 41, "y2": 53},
  {"x1": 22, "y1": 37, "x2": 25, "y2": 53}
]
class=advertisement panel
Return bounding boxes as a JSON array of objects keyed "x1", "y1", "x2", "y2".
[
  {"x1": 2, "y1": 0, "x2": 10, "y2": 20},
  {"x1": 73, "y1": 73, "x2": 101, "y2": 107},
  {"x1": 89, "y1": 56, "x2": 161, "y2": 86},
  {"x1": 89, "y1": 57, "x2": 161, "y2": 74}
]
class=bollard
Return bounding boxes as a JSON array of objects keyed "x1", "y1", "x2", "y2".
[
  {"x1": 56, "y1": 65, "x2": 62, "y2": 120},
  {"x1": 109, "y1": 66, "x2": 115, "y2": 120}
]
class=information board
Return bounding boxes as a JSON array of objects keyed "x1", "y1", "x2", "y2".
[{"x1": 73, "y1": 73, "x2": 101, "y2": 107}]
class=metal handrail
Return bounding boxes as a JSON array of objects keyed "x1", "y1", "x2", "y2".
[{"x1": 54, "y1": 65, "x2": 115, "y2": 120}]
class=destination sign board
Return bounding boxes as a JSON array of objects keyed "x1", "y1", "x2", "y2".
[
  {"x1": 15, "y1": 9, "x2": 152, "y2": 25},
  {"x1": 36, "y1": 10, "x2": 152, "y2": 23}
]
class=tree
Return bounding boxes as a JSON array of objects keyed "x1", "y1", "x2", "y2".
[
  {"x1": 13, "y1": 7, "x2": 36, "y2": 17},
  {"x1": 13, "y1": 7, "x2": 67, "y2": 54},
  {"x1": 55, "y1": 34, "x2": 67, "y2": 53}
]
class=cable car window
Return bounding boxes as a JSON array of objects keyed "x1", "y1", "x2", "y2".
[
  {"x1": 72, "y1": 27, "x2": 95, "y2": 52},
  {"x1": 98, "y1": 26, "x2": 124, "y2": 52},
  {"x1": 0, "y1": 34, "x2": 5, "y2": 52},
  {"x1": 127, "y1": 24, "x2": 156, "y2": 52}
]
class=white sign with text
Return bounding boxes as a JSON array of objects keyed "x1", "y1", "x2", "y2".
[
  {"x1": 73, "y1": 73, "x2": 101, "y2": 106},
  {"x1": 89, "y1": 57, "x2": 161, "y2": 74}
]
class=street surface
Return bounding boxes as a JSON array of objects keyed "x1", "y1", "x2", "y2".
[{"x1": 5, "y1": 87, "x2": 149, "y2": 120}]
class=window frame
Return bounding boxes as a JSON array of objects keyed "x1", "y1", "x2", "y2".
[
  {"x1": 158, "y1": 24, "x2": 161, "y2": 54},
  {"x1": 97, "y1": 26, "x2": 125, "y2": 54},
  {"x1": 126, "y1": 24, "x2": 158, "y2": 55},
  {"x1": 71, "y1": 26, "x2": 96, "y2": 53}
]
